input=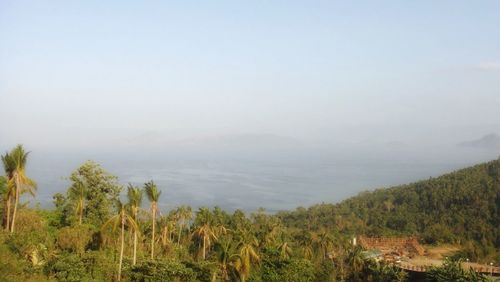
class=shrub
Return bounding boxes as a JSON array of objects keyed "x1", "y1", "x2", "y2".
[
  {"x1": 128, "y1": 259, "x2": 197, "y2": 282},
  {"x1": 56, "y1": 225, "x2": 94, "y2": 254},
  {"x1": 261, "y1": 257, "x2": 315, "y2": 282},
  {"x1": 46, "y1": 253, "x2": 89, "y2": 282}
]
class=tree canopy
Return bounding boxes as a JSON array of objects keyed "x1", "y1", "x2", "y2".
[{"x1": 62, "y1": 161, "x2": 122, "y2": 227}]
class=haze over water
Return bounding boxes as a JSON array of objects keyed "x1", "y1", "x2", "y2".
[
  {"x1": 1, "y1": 1, "x2": 499, "y2": 212},
  {"x1": 29, "y1": 141, "x2": 498, "y2": 212}
]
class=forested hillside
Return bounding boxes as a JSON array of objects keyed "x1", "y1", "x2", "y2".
[{"x1": 278, "y1": 159, "x2": 500, "y2": 261}]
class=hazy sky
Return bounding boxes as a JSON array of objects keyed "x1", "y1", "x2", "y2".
[{"x1": 1, "y1": 1, "x2": 499, "y2": 149}]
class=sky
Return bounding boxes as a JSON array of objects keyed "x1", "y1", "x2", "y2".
[{"x1": 1, "y1": 1, "x2": 499, "y2": 150}]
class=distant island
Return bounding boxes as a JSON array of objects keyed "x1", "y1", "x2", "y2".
[{"x1": 459, "y1": 133, "x2": 500, "y2": 150}]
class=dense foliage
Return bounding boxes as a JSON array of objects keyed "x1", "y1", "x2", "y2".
[
  {"x1": 0, "y1": 145, "x2": 496, "y2": 281},
  {"x1": 278, "y1": 159, "x2": 500, "y2": 262},
  {"x1": 426, "y1": 258, "x2": 488, "y2": 282}
]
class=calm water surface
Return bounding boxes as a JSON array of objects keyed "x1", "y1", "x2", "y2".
[{"x1": 28, "y1": 146, "x2": 497, "y2": 212}]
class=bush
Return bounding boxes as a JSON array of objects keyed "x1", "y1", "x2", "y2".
[
  {"x1": 6, "y1": 209, "x2": 53, "y2": 267},
  {"x1": 282, "y1": 259, "x2": 315, "y2": 281},
  {"x1": 46, "y1": 253, "x2": 90, "y2": 282},
  {"x1": 261, "y1": 257, "x2": 315, "y2": 282},
  {"x1": 56, "y1": 225, "x2": 94, "y2": 254},
  {"x1": 183, "y1": 260, "x2": 217, "y2": 282},
  {"x1": 81, "y1": 250, "x2": 117, "y2": 281},
  {"x1": 314, "y1": 260, "x2": 336, "y2": 282},
  {"x1": 0, "y1": 242, "x2": 29, "y2": 281},
  {"x1": 45, "y1": 250, "x2": 117, "y2": 282},
  {"x1": 426, "y1": 258, "x2": 488, "y2": 282},
  {"x1": 128, "y1": 259, "x2": 197, "y2": 282}
]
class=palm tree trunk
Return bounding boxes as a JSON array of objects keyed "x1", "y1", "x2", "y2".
[
  {"x1": 151, "y1": 205, "x2": 155, "y2": 259},
  {"x1": 202, "y1": 236, "x2": 206, "y2": 260},
  {"x1": 133, "y1": 229, "x2": 138, "y2": 265},
  {"x1": 177, "y1": 221, "x2": 182, "y2": 245},
  {"x1": 10, "y1": 175, "x2": 20, "y2": 233},
  {"x1": 80, "y1": 197, "x2": 85, "y2": 225},
  {"x1": 222, "y1": 265, "x2": 228, "y2": 281},
  {"x1": 79, "y1": 198, "x2": 84, "y2": 225},
  {"x1": 118, "y1": 217, "x2": 125, "y2": 282},
  {"x1": 5, "y1": 194, "x2": 11, "y2": 230},
  {"x1": 161, "y1": 227, "x2": 166, "y2": 246},
  {"x1": 211, "y1": 271, "x2": 217, "y2": 282}
]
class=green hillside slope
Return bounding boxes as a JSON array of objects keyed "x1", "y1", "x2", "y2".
[{"x1": 278, "y1": 159, "x2": 500, "y2": 260}]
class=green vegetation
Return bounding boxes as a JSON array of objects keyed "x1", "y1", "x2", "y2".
[
  {"x1": 2, "y1": 145, "x2": 37, "y2": 233},
  {"x1": 0, "y1": 145, "x2": 497, "y2": 281},
  {"x1": 426, "y1": 258, "x2": 488, "y2": 282},
  {"x1": 278, "y1": 159, "x2": 500, "y2": 263}
]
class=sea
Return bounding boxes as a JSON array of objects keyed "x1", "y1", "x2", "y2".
[{"x1": 25, "y1": 144, "x2": 498, "y2": 213}]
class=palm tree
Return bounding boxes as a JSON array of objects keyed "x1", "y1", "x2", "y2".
[
  {"x1": 427, "y1": 258, "x2": 486, "y2": 282},
  {"x1": 1, "y1": 153, "x2": 15, "y2": 231},
  {"x1": 262, "y1": 223, "x2": 280, "y2": 248},
  {"x1": 68, "y1": 181, "x2": 87, "y2": 225},
  {"x1": 235, "y1": 230, "x2": 260, "y2": 282},
  {"x1": 214, "y1": 236, "x2": 240, "y2": 281},
  {"x1": 367, "y1": 260, "x2": 408, "y2": 282},
  {"x1": 314, "y1": 229, "x2": 334, "y2": 260},
  {"x1": 297, "y1": 230, "x2": 314, "y2": 260},
  {"x1": 102, "y1": 200, "x2": 138, "y2": 282},
  {"x1": 347, "y1": 246, "x2": 366, "y2": 280},
  {"x1": 144, "y1": 180, "x2": 161, "y2": 259},
  {"x1": 265, "y1": 224, "x2": 292, "y2": 259},
  {"x1": 127, "y1": 184, "x2": 143, "y2": 265},
  {"x1": 158, "y1": 215, "x2": 176, "y2": 253},
  {"x1": 168, "y1": 209, "x2": 180, "y2": 243},
  {"x1": 193, "y1": 207, "x2": 218, "y2": 260},
  {"x1": 176, "y1": 205, "x2": 192, "y2": 245},
  {"x1": 2, "y1": 145, "x2": 36, "y2": 233},
  {"x1": 0, "y1": 176, "x2": 8, "y2": 230},
  {"x1": 278, "y1": 241, "x2": 293, "y2": 260}
]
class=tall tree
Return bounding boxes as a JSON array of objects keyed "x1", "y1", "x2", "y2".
[
  {"x1": 102, "y1": 200, "x2": 138, "y2": 282},
  {"x1": 347, "y1": 246, "x2": 366, "y2": 281},
  {"x1": 0, "y1": 176, "x2": 8, "y2": 231},
  {"x1": 193, "y1": 207, "x2": 218, "y2": 260},
  {"x1": 235, "y1": 229, "x2": 260, "y2": 282},
  {"x1": 214, "y1": 236, "x2": 240, "y2": 281},
  {"x1": 144, "y1": 180, "x2": 161, "y2": 259},
  {"x1": 65, "y1": 161, "x2": 121, "y2": 227},
  {"x1": 158, "y1": 214, "x2": 176, "y2": 253},
  {"x1": 277, "y1": 240, "x2": 293, "y2": 260},
  {"x1": 0, "y1": 176, "x2": 6, "y2": 198},
  {"x1": 176, "y1": 205, "x2": 192, "y2": 245},
  {"x1": 2, "y1": 145, "x2": 36, "y2": 233},
  {"x1": 127, "y1": 184, "x2": 143, "y2": 265},
  {"x1": 1, "y1": 154, "x2": 15, "y2": 230},
  {"x1": 297, "y1": 230, "x2": 314, "y2": 260},
  {"x1": 314, "y1": 229, "x2": 334, "y2": 260},
  {"x1": 68, "y1": 182, "x2": 87, "y2": 225}
]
